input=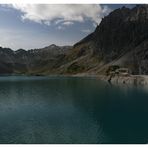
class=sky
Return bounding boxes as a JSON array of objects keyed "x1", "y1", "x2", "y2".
[{"x1": 0, "y1": 4, "x2": 136, "y2": 50}]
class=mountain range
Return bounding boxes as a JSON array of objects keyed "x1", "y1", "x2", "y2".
[{"x1": 1, "y1": 4, "x2": 148, "y2": 76}]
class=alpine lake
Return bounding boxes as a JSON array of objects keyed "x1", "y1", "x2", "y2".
[{"x1": 0, "y1": 76, "x2": 147, "y2": 144}]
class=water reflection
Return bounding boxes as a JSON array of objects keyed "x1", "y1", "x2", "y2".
[{"x1": 0, "y1": 76, "x2": 147, "y2": 143}]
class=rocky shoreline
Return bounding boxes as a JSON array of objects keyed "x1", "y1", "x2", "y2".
[
  {"x1": 1, "y1": 73, "x2": 148, "y2": 86},
  {"x1": 60, "y1": 73, "x2": 148, "y2": 86},
  {"x1": 97, "y1": 75, "x2": 148, "y2": 86}
]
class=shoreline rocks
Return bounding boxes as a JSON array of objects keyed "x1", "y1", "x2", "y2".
[{"x1": 97, "y1": 75, "x2": 148, "y2": 85}]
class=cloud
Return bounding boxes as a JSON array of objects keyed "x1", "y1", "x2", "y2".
[
  {"x1": 62, "y1": 21, "x2": 74, "y2": 26},
  {"x1": 54, "y1": 19, "x2": 63, "y2": 25},
  {"x1": 44, "y1": 21, "x2": 50, "y2": 26},
  {"x1": 8, "y1": 4, "x2": 111, "y2": 26},
  {"x1": 93, "y1": 23, "x2": 97, "y2": 28},
  {"x1": 57, "y1": 26, "x2": 65, "y2": 30},
  {"x1": 81, "y1": 29, "x2": 92, "y2": 33}
]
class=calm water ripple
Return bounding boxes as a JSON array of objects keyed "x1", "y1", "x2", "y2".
[{"x1": 0, "y1": 76, "x2": 147, "y2": 144}]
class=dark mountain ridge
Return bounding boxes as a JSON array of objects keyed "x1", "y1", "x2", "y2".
[
  {"x1": 1, "y1": 4, "x2": 148, "y2": 75},
  {"x1": 0, "y1": 45, "x2": 72, "y2": 75}
]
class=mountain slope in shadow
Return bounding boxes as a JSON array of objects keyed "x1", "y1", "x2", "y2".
[{"x1": 1, "y1": 5, "x2": 148, "y2": 75}]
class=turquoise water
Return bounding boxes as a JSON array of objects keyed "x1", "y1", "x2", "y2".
[{"x1": 0, "y1": 76, "x2": 147, "y2": 144}]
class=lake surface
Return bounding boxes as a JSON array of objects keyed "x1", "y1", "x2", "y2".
[{"x1": 0, "y1": 76, "x2": 147, "y2": 144}]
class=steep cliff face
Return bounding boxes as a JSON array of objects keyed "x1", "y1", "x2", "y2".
[{"x1": 70, "y1": 4, "x2": 148, "y2": 75}]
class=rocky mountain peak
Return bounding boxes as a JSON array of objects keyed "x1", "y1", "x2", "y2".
[
  {"x1": 127, "y1": 4, "x2": 148, "y2": 21},
  {"x1": 70, "y1": 4, "x2": 148, "y2": 75},
  {"x1": 74, "y1": 5, "x2": 148, "y2": 61}
]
